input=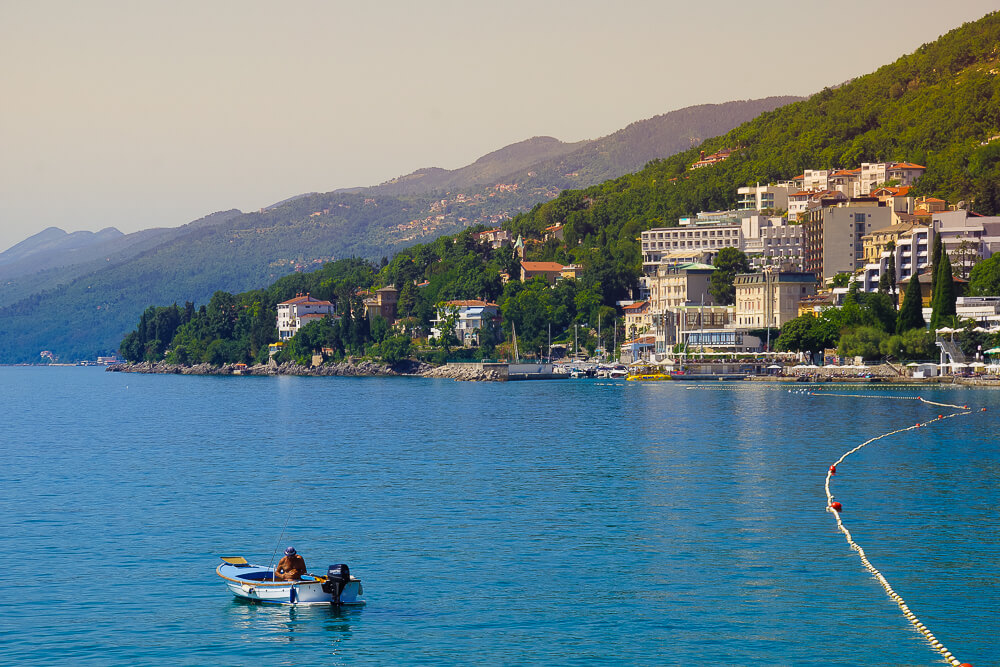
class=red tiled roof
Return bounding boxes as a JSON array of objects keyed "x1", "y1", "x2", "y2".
[
  {"x1": 890, "y1": 162, "x2": 926, "y2": 170},
  {"x1": 521, "y1": 261, "x2": 565, "y2": 272},
  {"x1": 440, "y1": 299, "x2": 499, "y2": 307},
  {"x1": 278, "y1": 294, "x2": 334, "y2": 306},
  {"x1": 623, "y1": 301, "x2": 649, "y2": 312}
]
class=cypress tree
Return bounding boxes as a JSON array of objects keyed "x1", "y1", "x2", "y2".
[
  {"x1": 896, "y1": 272, "x2": 925, "y2": 333},
  {"x1": 931, "y1": 252, "x2": 957, "y2": 330},
  {"x1": 887, "y1": 252, "x2": 897, "y2": 295},
  {"x1": 930, "y1": 233, "x2": 943, "y2": 296}
]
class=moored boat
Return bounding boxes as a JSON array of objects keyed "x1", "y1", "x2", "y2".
[
  {"x1": 626, "y1": 372, "x2": 672, "y2": 381},
  {"x1": 216, "y1": 556, "x2": 364, "y2": 605}
]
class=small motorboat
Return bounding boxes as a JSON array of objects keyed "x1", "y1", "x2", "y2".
[{"x1": 216, "y1": 556, "x2": 365, "y2": 605}]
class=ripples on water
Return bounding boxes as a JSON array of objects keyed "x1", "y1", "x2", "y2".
[{"x1": 0, "y1": 369, "x2": 996, "y2": 665}]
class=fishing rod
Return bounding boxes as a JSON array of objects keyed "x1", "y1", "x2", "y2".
[{"x1": 266, "y1": 508, "x2": 294, "y2": 581}]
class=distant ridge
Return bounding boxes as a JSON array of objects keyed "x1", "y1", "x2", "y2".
[
  {"x1": 363, "y1": 136, "x2": 589, "y2": 196},
  {"x1": 0, "y1": 96, "x2": 802, "y2": 362},
  {"x1": 363, "y1": 97, "x2": 801, "y2": 197},
  {"x1": 0, "y1": 226, "x2": 124, "y2": 265}
]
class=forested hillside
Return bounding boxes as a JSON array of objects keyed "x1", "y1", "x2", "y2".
[
  {"x1": 1, "y1": 98, "x2": 792, "y2": 362},
  {"x1": 508, "y1": 12, "x2": 1000, "y2": 250},
  {"x1": 113, "y1": 12, "x2": 1000, "y2": 369}
]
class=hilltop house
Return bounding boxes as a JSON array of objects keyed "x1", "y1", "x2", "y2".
[
  {"x1": 520, "y1": 261, "x2": 565, "y2": 284},
  {"x1": 277, "y1": 293, "x2": 337, "y2": 341}
]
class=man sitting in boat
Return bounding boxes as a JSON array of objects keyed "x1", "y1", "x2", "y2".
[{"x1": 274, "y1": 546, "x2": 307, "y2": 581}]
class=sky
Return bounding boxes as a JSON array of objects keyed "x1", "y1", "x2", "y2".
[{"x1": 1, "y1": 0, "x2": 997, "y2": 252}]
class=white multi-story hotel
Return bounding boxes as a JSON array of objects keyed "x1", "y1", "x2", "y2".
[{"x1": 641, "y1": 214, "x2": 804, "y2": 275}]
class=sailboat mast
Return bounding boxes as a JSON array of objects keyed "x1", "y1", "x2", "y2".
[{"x1": 512, "y1": 321, "x2": 519, "y2": 363}]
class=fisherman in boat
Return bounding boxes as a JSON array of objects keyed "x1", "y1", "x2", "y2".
[{"x1": 274, "y1": 546, "x2": 307, "y2": 581}]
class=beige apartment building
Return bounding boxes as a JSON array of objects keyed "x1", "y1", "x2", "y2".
[
  {"x1": 647, "y1": 262, "x2": 716, "y2": 315},
  {"x1": 804, "y1": 199, "x2": 892, "y2": 281},
  {"x1": 733, "y1": 271, "x2": 817, "y2": 328}
]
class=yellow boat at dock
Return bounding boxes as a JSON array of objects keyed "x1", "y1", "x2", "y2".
[{"x1": 626, "y1": 373, "x2": 672, "y2": 381}]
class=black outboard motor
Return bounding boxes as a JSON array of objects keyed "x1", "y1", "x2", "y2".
[{"x1": 322, "y1": 564, "x2": 350, "y2": 605}]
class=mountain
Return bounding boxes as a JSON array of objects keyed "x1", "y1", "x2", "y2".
[
  {"x1": 503, "y1": 13, "x2": 1000, "y2": 262},
  {"x1": 0, "y1": 97, "x2": 799, "y2": 362},
  {"x1": 359, "y1": 135, "x2": 590, "y2": 196},
  {"x1": 0, "y1": 227, "x2": 123, "y2": 267},
  {"x1": 0, "y1": 212, "x2": 241, "y2": 309},
  {"x1": 362, "y1": 97, "x2": 801, "y2": 197},
  {"x1": 498, "y1": 97, "x2": 805, "y2": 190}
]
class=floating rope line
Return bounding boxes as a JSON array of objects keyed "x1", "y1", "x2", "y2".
[{"x1": 816, "y1": 391, "x2": 981, "y2": 667}]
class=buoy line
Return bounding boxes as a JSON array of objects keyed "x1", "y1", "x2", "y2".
[{"x1": 817, "y1": 391, "x2": 982, "y2": 667}]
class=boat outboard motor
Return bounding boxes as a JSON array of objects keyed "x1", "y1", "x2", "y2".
[{"x1": 322, "y1": 564, "x2": 350, "y2": 605}]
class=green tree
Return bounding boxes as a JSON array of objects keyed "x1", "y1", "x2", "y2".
[
  {"x1": 379, "y1": 334, "x2": 412, "y2": 365},
  {"x1": 775, "y1": 315, "x2": 839, "y2": 352},
  {"x1": 896, "y1": 273, "x2": 926, "y2": 333},
  {"x1": 930, "y1": 233, "x2": 944, "y2": 295},
  {"x1": 968, "y1": 254, "x2": 1000, "y2": 295},
  {"x1": 900, "y1": 328, "x2": 936, "y2": 359},
  {"x1": 930, "y1": 252, "x2": 957, "y2": 329},
  {"x1": 709, "y1": 248, "x2": 750, "y2": 306},
  {"x1": 831, "y1": 273, "x2": 852, "y2": 288},
  {"x1": 838, "y1": 325, "x2": 888, "y2": 360},
  {"x1": 878, "y1": 251, "x2": 896, "y2": 295}
]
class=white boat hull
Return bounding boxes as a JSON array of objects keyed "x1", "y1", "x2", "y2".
[{"x1": 217, "y1": 561, "x2": 364, "y2": 606}]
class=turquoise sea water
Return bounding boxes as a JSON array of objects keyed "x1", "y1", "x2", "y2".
[{"x1": 0, "y1": 367, "x2": 997, "y2": 666}]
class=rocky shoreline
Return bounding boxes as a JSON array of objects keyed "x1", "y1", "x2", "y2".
[{"x1": 105, "y1": 359, "x2": 506, "y2": 381}]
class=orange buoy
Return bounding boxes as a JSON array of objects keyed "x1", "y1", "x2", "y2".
[
  {"x1": 938, "y1": 415, "x2": 943, "y2": 419},
  {"x1": 830, "y1": 502, "x2": 842, "y2": 512},
  {"x1": 829, "y1": 465, "x2": 837, "y2": 475},
  {"x1": 958, "y1": 663, "x2": 973, "y2": 667}
]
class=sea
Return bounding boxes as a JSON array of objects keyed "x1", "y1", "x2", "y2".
[{"x1": 1, "y1": 367, "x2": 997, "y2": 666}]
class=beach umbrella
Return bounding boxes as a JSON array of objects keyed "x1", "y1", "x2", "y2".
[
  {"x1": 935, "y1": 327, "x2": 955, "y2": 333},
  {"x1": 970, "y1": 361, "x2": 986, "y2": 367},
  {"x1": 767, "y1": 364, "x2": 783, "y2": 369},
  {"x1": 906, "y1": 362, "x2": 920, "y2": 367},
  {"x1": 985, "y1": 347, "x2": 1000, "y2": 354}
]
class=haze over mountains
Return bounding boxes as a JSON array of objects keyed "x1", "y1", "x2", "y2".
[{"x1": 0, "y1": 97, "x2": 799, "y2": 362}]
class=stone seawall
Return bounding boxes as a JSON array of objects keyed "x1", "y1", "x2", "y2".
[
  {"x1": 107, "y1": 359, "x2": 433, "y2": 377},
  {"x1": 420, "y1": 363, "x2": 507, "y2": 382},
  {"x1": 105, "y1": 359, "x2": 509, "y2": 381}
]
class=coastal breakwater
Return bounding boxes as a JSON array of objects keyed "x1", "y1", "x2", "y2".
[{"x1": 106, "y1": 360, "x2": 505, "y2": 381}]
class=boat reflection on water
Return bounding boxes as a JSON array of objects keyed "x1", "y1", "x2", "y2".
[{"x1": 226, "y1": 596, "x2": 359, "y2": 645}]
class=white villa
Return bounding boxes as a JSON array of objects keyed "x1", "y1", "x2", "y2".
[
  {"x1": 430, "y1": 300, "x2": 500, "y2": 347},
  {"x1": 277, "y1": 293, "x2": 337, "y2": 341}
]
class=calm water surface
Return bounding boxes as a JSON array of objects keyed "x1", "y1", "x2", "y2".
[{"x1": 0, "y1": 368, "x2": 997, "y2": 665}]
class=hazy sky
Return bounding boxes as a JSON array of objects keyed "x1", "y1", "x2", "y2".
[{"x1": 1, "y1": 1, "x2": 996, "y2": 251}]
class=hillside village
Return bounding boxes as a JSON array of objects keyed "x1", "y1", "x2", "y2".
[
  {"x1": 623, "y1": 159, "x2": 1000, "y2": 367},
  {"x1": 266, "y1": 156, "x2": 1000, "y2": 377}
]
